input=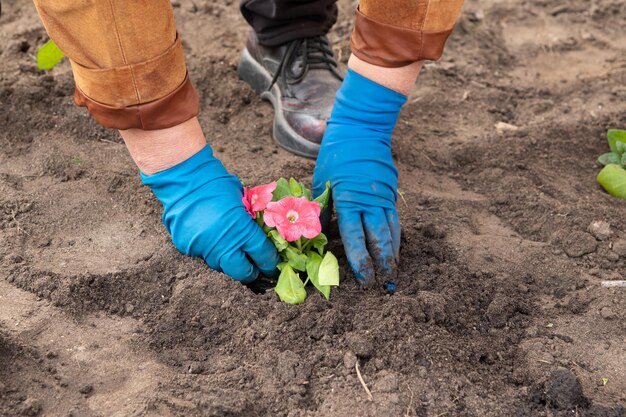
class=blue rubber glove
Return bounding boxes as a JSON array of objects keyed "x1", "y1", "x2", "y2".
[
  {"x1": 313, "y1": 69, "x2": 406, "y2": 287},
  {"x1": 141, "y1": 145, "x2": 280, "y2": 283}
]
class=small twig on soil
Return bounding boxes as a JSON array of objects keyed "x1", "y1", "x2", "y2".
[
  {"x1": 601, "y1": 281, "x2": 626, "y2": 288},
  {"x1": 422, "y1": 153, "x2": 436, "y2": 167},
  {"x1": 355, "y1": 361, "x2": 373, "y2": 402},
  {"x1": 398, "y1": 189, "x2": 408, "y2": 208},
  {"x1": 99, "y1": 138, "x2": 122, "y2": 145},
  {"x1": 405, "y1": 384, "x2": 415, "y2": 417},
  {"x1": 10, "y1": 209, "x2": 29, "y2": 236}
]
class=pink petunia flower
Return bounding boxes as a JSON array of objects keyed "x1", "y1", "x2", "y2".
[
  {"x1": 242, "y1": 181, "x2": 277, "y2": 218},
  {"x1": 264, "y1": 196, "x2": 322, "y2": 242}
]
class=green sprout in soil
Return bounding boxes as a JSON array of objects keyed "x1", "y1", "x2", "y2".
[
  {"x1": 37, "y1": 39, "x2": 65, "y2": 70},
  {"x1": 597, "y1": 129, "x2": 626, "y2": 199}
]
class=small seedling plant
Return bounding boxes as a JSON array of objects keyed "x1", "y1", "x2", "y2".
[
  {"x1": 597, "y1": 129, "x2": 626, "y2": 198},
  {"x1": 37, "y1": 40, "x2": 65, "y2": 70},
  {"x1": 242, "y1": 178, "x2": 339, "y2": 304}
]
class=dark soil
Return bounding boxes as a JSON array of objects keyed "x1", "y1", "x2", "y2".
[{"x1": 1, "y1": 0, "x2": 625, "y2": 416}]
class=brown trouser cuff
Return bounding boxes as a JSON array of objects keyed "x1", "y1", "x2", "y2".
[
  {"x1": 350, "y1": 9, "x2": 453, "y2": 67},
  {"x1": 70, "y1": 34, "x2": 188, "y2": 107},
  {"x1": 74, "y1": 74, "x2": 199, "y2": 130}
]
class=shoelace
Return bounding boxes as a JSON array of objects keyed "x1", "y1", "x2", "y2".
[{"x1": 267, "y1": 36, "x2": 343, "y2": 93}]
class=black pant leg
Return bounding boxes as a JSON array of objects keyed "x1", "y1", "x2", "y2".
[{"x1": 240, "y1": 0, "x2": 338, "y2": 46}]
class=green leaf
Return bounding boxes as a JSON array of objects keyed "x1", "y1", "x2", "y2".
[
  {"x1": 621, "y1": 152, "x2": 626, "y2": 167},
  {"x1": 268, "y1": 230, "x2": 289, "y2": 252},
  {"x1": 37, "y1": 40, "x2": 65, "y2": 70},
  {"x1": 289, "y1": 178, "x2": 303, "y2": 197},
  {"x1": 597, "y1": 164, "x2": 626, "y2": 199},
  {"x1": 303, "y1": 185, "x2": 313, "y2": 201},
  {"x1": 275, "y1": 265, "x2": 307, "y2": 304},
  {"x1": 314, "y1": 181, "x2": 331, "y2": 211},
  {"x1": 318, "y1": 251, "x2": 340, "y2": 286},
  {"x1": 597, "y1": 152, "x2": 622, "y2": 166},
  {"x1": 284, "y1": 246, "x2": 307, "y2": 272},
  {"x1": 306, "y1": 252, "x2": 330, "y2": 300},
  {"x1": 305, "y1": 233, "x2": 328, "y2": 255},
  {"x1": 272, "y1": 177, "x2": 313, "y2": 201},
  {"x1": 616, "y1": 141, "x2": 626, "y2": 156},
  {"x1": 607, "y1": 129, "x2": 626, "y2": 154},
  {"x1": 272, "y1": 178, "x2": 291, "y2": 201}
]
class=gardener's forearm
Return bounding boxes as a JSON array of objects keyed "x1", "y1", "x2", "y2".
[
  {"x1": 348, "y1": 54, "x2": 421, "y2": 96},
  {"x1": 119, "y1": 117, "x2": 206, "y2": 175}
]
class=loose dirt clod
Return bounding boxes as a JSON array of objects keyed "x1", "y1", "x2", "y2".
[
  {"x1": 345, "y1": 333, "x2": 374, "y2": 358},
  {"x1": 600, "y1": 307, "x2": 616, "y2": 320},
  {"x1": 562, "y1": 231, "x2": 598, "y2": 258},
  {"x1": 588, "y1": 220, "x2": 612, "y2": 241},
  {"x1": 612, "y1": 239, "x2": 626, "y2": 257},
  {"x1": 544, "y1": 368, "x2": 587, "y2": 410},
  {"x1": 187, "y1": 362, "x2": 204, "y2": 374},
  {"x1": 19, "y1": 398, "x2": 42, "y2": 416},
  {"x1": 78, "y1": 385, "x2": 93, "y2": 395},
  {"x1": 486, "y1": 296, "x2": 516, "y2": 328},
  {"x1": 343, "y1": 350, "x2": 357, "y2": 369}
]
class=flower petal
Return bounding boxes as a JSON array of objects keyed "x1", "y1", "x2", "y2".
[
  {"x1": 282, "y1": 226, "x2": 302, "y2": 242},
  {"x1": 249, "y1": 182, "x2": 277, "y2": 212},
  {"x1": 263, "y1": 209, "x2": 280, "y2": 228},
  {"x1": 301, "y1": 221, "x2": 322, "y2": 239},
  {"x1": 241, "y1": 187, "x2": 256, "y2": 218}
]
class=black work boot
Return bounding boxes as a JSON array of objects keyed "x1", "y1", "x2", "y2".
[{"x1": 238, "y1": 32, "x2": 343, "y2": 158}]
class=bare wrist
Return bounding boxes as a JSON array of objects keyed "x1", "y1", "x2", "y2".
[
  {"x1": 119, "y1": 117, "x2": 207, "y2": 175},
  {"x1": 347, "y1": 54, "x2": 422, "y2": 96}
]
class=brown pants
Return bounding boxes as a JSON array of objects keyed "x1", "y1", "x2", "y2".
[{"x1": 33, "y1": 0, "x2": 465, "y2": 131}]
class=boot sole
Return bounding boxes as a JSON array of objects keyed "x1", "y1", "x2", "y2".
[{"x1": 237, "y1": 48, "x2": 320, "y2": 159}]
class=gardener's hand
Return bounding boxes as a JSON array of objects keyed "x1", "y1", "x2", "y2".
[
  {"x1": 141, "y1": 145, "x2": 280, "y2": 283},
  {"x1": 313, "y1": 69, "x2": 407, "y2": 287}
]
